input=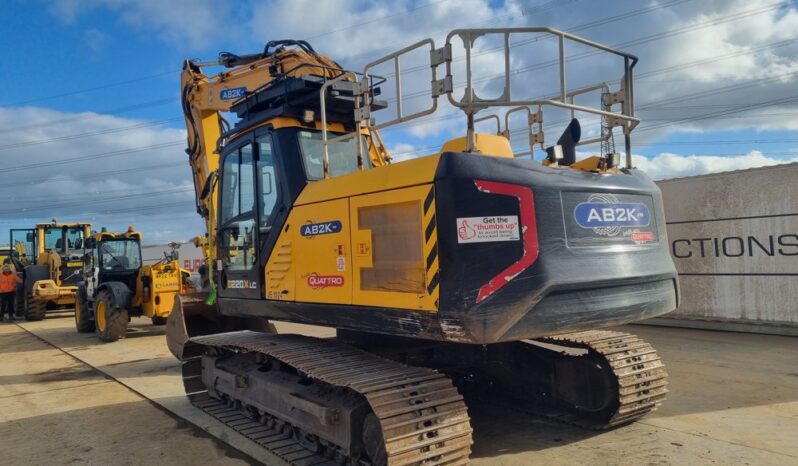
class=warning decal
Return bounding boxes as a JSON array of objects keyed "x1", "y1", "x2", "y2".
[{"x1": 457, "y1": 215, "x2": 520, "y2": 244}]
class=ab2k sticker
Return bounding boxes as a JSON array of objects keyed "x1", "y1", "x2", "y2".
[
  {"x1": 574, "y1": 202, "x2": 650, "y2": 229},
  {"x1": 301, "y1": 220, "x2": 342, "y2": 238},
  {"x1": 220, "y1": 87, "x2": 247, "y2": 100}
]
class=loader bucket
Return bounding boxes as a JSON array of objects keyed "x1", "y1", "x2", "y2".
[{"x1": 166, "y1": 293, "x2": 276, "y2": 360}]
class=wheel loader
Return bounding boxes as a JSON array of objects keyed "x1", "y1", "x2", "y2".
[
  {"x1": 9, "y1": 219, "x2": 91, "y2": 320},
  {"x1": 167, "y1": 29, "x2": 679, "y2": 465},
  {"x1": 75, "y1": 228, "x2": 193, "y2": 342}
]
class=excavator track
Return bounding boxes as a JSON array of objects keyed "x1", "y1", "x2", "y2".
[
  {"x1": 341, "y1": 329, "x2": 667, "y2": 432},
  {"x1": 536, "y1": 330, "x2": 669, "y2": 429},
  {"x1": 179, "y1": 331, "x2": 473, "y2": 466}
]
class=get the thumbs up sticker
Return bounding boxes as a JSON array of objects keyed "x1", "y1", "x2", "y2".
[{"x1": 456, "y1": 216, "x2": 520, "y2": 244}]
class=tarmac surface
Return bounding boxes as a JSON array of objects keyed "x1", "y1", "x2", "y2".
[{"x1": 1, "y1": 313, "x2": 797, "y2": 466}]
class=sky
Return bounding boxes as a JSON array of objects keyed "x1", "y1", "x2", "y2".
[{"x1": 1, "y1": 0, "x2": 797, "y2": 244}]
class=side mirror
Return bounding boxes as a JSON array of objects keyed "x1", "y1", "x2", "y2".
[{"x1": 26, "y1": 232, "x2": 34, "y2": 242}]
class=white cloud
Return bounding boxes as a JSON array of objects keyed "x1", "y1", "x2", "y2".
[
  {"x1": 49, "y1": 0, "x2": 231, "y2": 50},
  {"x1": 634, "y1": 150, "x2": 798, "y2": 180},
  {"x1": 0, "y1": 107, "x2": 199, "y2": 244}
]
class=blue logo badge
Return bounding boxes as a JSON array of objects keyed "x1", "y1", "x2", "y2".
[
  {"x1": 300, "y1": 221, "x2": 342, "y2": 237},
  {"x1": 574, "y1": 202, "x2": 650, "y2": 229},
  {"x1": 220, "y1": 87, "x2": 247, "y2": 100}
]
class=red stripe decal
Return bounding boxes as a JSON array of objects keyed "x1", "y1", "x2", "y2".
[{"x1": 474, "y1": 180, "x2": 539, "y2": 303}]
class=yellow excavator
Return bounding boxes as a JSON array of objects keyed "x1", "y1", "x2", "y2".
[
  {"x1": 167, "y1": 29, "x2": 678, "y2": 465},
  {"x1": 9, "y1": 220, "x2": 92, "y2": 320}
]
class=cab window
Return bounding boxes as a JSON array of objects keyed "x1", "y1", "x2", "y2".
[
  {"x1": 298, "y1": 130, "x2": 370, "y2": 180},
  {"x1": 258, "y1": 136, "x2": 279, "y2": 228},
  {"x1": 220, "y1": 144, "x2": 257, "y2": 271},
  {"x1": 221, "y1": 145, "x2": 255, "y2": 224},
  {"x1": 99, "y1": 240, "x2": 141, "y2": 271},
  {"x1": 43, "y1": 227, "x2": 84, "y2": 252}
]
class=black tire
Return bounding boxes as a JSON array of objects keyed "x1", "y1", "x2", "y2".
[
  {"x1": 74, "y1": 292, "x2": 94, "y2": 333},
  {"x1": 24, "y1": 297, "x2": 46, "y2": 321},
  {"x1": 151, "y1": 316, "x2": 167, "y2": 326},
  {"x1": 94, "y1": 289, "x2": 128, "y2": 342},
  {"x1": 14, "y1": 291, "x2": 24, "y2": 318}
]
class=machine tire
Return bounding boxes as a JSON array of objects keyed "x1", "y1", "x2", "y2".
[
  {"x1": 14, "y1": 291, "x2": 24, "y2": 318},
  {"x1": 95, "y1": 290, "x2": 128, "y2": 342},
  {"x1": 74, "y1": 293, "x2": 94, "y2": 333},
  {"x1": 24, "y1": 297, "x2": 46, "y2": 321},
  {"x1": 151, "y1": 316, "x2": 167, "y2": 326}
]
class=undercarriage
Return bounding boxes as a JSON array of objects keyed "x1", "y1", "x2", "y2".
[{"x1": 177, "y1": 329, "x2": 667, "y2": 465}]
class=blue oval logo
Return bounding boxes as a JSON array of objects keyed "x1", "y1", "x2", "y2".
[
  {"x1": 300, "y1": 220, "x2": 342, "y2": 238},
  {"x1": 574, "y1": 202, "x2": 650, "y2": 229},
  {"x1": 220, "y1": 87, "x2": 247, "y2": 100}
]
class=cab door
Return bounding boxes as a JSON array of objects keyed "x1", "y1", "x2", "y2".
[
  {"x1": 9, "y1": 229, "x2": 36, "y2": 265},
  {"x1": 217, "y1": 139, "x2": 261, "y2": 299}
]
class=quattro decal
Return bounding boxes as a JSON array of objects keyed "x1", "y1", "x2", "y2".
[
  {"x1": 301, "y1": 220, "x2": 342, "y2": 238},
  {"x1": 307, "y1": 273, "x2": 344, "y2": 289}
]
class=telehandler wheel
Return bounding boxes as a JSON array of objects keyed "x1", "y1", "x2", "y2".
[
  {"x1": 24, "y1": 297, "x2": 46, "y2": 321},
  {"x1": 151, "y1": 316, "x2": 167, "y2": 326},
  {"x1": 74, "y1": 294, "x2": 94, "y2": 333},
  {"x1": 95, "y1": 290, "x2": 128, "y2": 342}
]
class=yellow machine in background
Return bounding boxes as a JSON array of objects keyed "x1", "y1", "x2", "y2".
[
  {"x1": 9, "y1": 220, "x2": 92, "y2": 320},
  {"x1": 75, "y1": 228, "x2": 192, "y2": 342}
]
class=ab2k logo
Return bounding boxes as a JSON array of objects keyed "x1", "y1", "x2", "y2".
[
  {"x1": 301, "y1": 220, "x2": 342, "y2": 238},
  {"x1": 574, "y1": 193, "x2": 650, "y2": 236}
]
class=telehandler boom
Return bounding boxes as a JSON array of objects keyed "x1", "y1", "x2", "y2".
[{"x1": 167, "y1": 29, "x2": 678, "y2": 465}]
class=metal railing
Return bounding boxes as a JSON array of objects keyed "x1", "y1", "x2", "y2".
[{"x1": 319, "y1": 27, "x2": 641, "y2": 176}]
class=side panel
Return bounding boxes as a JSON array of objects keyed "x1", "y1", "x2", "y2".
[
  {"x1": 350, "y1": 184, "x2": 438, "y2": 312},
  {"x1": 292, "y1": 198, "x2": 352, "y2": 305}
]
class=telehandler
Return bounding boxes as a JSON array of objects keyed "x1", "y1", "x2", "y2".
[
  {"x1": 75, "y1": 228, "x2": 190, "y2": 342},
  {"x1": 167, "y1": 29, "x2": 678, "y2": 465}
]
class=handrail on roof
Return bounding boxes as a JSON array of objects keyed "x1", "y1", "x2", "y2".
[{"x1": 319, "y1": 27, "x2": 641, "y2": 176}]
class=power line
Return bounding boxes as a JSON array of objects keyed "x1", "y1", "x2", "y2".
[
  {"x1": 0, "y1": 162, "x2": 184, "y2": 189},
  {"x1": 0, "y1": 70, "x2": 177, "y2": 107},
  {"x1": 380, "y1": 0, "x2": 696, "y2": 80},
  {"x1": 0, "y1": 187, "x2": 192, "y2": 216},
  {"x1": 0, "y1": 141, "x2": 183, "y2": 171},
  {"x1": 0, "y1": 97, "x2": 178, "y2": 134},
  {"x1": 384, "y1": 0, "x2": 788, "y2": 104},
  {"x1": 0, "y1": 117, "x2": 182, "y2": 151},
  {"x1": 7, "y1": 184, "x2": 193, "y2": 204}
]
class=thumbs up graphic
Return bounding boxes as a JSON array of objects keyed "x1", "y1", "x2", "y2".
[{"x1": 458, "y1": 219, "x2": 477, "y2": 241}]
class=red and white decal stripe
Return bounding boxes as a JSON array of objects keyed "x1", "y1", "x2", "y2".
[{"x1": 474, "y1": 180, "x2": 539, "y2": 303}]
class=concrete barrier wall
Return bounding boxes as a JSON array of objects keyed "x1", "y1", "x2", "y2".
[{"x1": 656, "y1": 163, "x2": 798, "y2": 331}]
